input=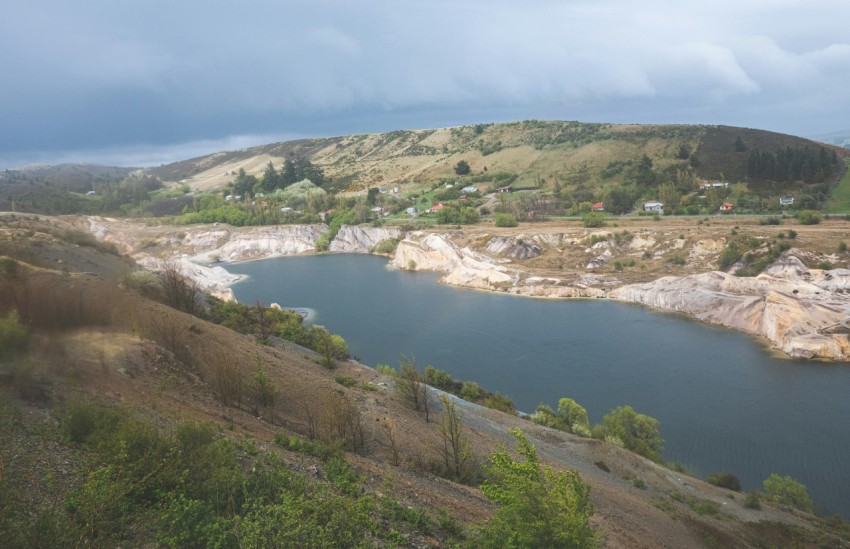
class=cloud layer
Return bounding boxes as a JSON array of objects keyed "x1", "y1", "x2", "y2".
[{"x1": 3, "y1": 0, "x2": 849, "y2": 166}]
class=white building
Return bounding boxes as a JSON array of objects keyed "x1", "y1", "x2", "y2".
[{"x1": 643, "y1": 201, "x2": 664, "y2": 213}]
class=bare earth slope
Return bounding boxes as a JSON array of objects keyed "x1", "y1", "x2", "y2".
[{"x1": 2, "y1": 237, "x2": 846, "y2": 547}]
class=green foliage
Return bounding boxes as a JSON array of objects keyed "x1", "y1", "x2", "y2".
[
  {"x1": 454, "y1": 160, "x2": 471, "y2": 176},
  {"x1": 718, "y1": 241, "x2": 743, "y2": 270},
  {"x1": 0, "y1": 310, "x2": 28, "y2": 358},
  {"x1": 494, "y1": 213, "x2": 518, "y2": 227},
  {"x1": 436, "y1": 203, "x2": 480, "y2": 224},
  {"x1": 372, "y1": 238, "x2": 400, "y2": 254},
  {"x1": 247, "y1": 356, "x2": 277, "y2": 408},
  {"x1": 422, "y1": 365, "x2": 515, "y2": 413},
  {"x1": 796, "y1": 210, "x2": 822, "y2": 225},
  {"x1": 759, "y1": 216, "x2": 782, "y2": 225},
  {"x1": 763, "y1": 474, "x2": 814, "y2": 513},
  {"x1": 706, "y1": 472, "x2": 741, "y2": 491},
  {"x1": 581, "y1": 212, "x2": 606, "y2": 228},
  {"x1": 601, "y1": 406, "x2": 664, "y2": 463},
  {"x1": 787, "y1": 229, "x2": 798, "y2": 239},
  {"x1": 476, "y1": 429, "x2": 598, "y2": 548},
  {"x1": 435, "y1": 394, "x2": 475, "y2": 483},
  {"x1": 530, "y1": 397, "x2": 590, "y2": 436},
  {"x1": 334, "y1": 375, "x2": 356, "y2": 388},
  {"x1": 839, "y1": 241, "x2": 848, "y2": 252},
  {"x1": 743, "y1": 490, "x2": 762, "y2": 510}
]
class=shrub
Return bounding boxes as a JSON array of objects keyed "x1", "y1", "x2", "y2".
[
  {"x1": 494, "y1": 213, "x2": 518, "y2": 227},
  {"x1": 818, "y1": 262, "x2": 833, "y2": 270},
  {"x1": 581, "y1": 212, "x2": 606, "y2": 228},
  {"x1": 334, "y1": 375, "x2": 356, "y2": 388},
  {"x1": 759, "y1": 216, "x2": 782, "y2": 226},
  {"x1": 476, "y1": 429, "x2": 598, "y2": 548},
  {"x1": 796, "y1": 210, "x2": 822, "y2": 225},
  {"x1": 743, "y1": 490, "x2": 762, "y2": 510},
  {"x1": 839, "y1": 242, "x2": 848, "y2": 252},
  {"x1": 706, "y1": 472, "x2": 741, "y2": 491},
  {"x1": 0, "y1": 310, "x2": 28, "y2": 358},
  {"x1": 787, "y1": 229, "x2": 797, "y2": 239},
  {"x1": 763, "y1": 474, "x2": 813, "y2": 513},
  {"x1": 601, "y1": 406, "x2": 664, "y2": 463},
  {"x1": 372, "y1": 238, "x2": 400, "y2": 254},
  {"x1": 718, "y1": 242, "x2": 742, "y2": 270}
]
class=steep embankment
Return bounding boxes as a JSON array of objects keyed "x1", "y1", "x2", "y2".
[
  {"x1": 84, "y1": 215, "x2": 850, "y2": 361},
  {"x1": 609, "y1": 251, "x2": 850, "y2": 360}
]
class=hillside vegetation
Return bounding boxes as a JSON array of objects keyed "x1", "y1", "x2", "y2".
[{"x1": 3, "y1": 213, "x2": 850, "y2": 547}]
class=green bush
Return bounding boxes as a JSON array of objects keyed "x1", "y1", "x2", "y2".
[
  {"x1": 582, "y1": 212, "x2": 606, "y2": 228},
  {"x1": 763, "y1": 473, "x2": 813, "y2": 513},
  {"x1": 706, "y1": 472, "x2": 741, "y2": 491},
  {"x1": 476, "y1": 429, "x2": 599, "y2": 548},
  {"x1": 372, "y1": 238, "x2": 400, "y2": 254},
  {"x1": 796, "y1": 210, "x2": 822, "y2": 225},
  {"x1": 494, "y1": 213, "x2": 518, "y2": 227},
  {"x1": 787, "y1": 229, "x2": 798, "y2": 239},
  {"x1": 601, "y1": 406, "x2": 664, "y2": 463},
  {"x1": 718, "y1": 242, "x2": 742, "y2": 270},
  {"x1": 743, "y1": 490, "x2": 762, "y2": 510}
]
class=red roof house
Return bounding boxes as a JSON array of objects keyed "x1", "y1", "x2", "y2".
[
  {"x1": 592, "y1": 202, "x2": 605, "y2": 211},
  {"x1": 719, "y1": 202, "x2": 734, "y2": 213}
]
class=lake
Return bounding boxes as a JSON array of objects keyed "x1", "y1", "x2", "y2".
[{"x1": 228, "y1": 253, "x2": 850, "y2": 517}]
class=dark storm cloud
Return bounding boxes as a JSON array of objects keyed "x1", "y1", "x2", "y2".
[{"x1": 2, "y1": 0, "x2": 849, "y2": 166}]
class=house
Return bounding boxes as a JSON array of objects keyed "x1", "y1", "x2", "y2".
[
  {"x1": 406, "y1": 207, "x2": 418, "y2": 215},
  {"x1": 462, "y1": 186, "x2": 478, "y2": 194},
  {"x1": 319, "y1": 209, "x2": 336, "y2": 221},
  {"x1": 719, "y1": 202, "x2": 735, "y2": 213},
  {"x1": 371, "y1": 206, "x2": 384, "y2": 214},
  {"x1": 780, "y1": 196, "x2": 795, "y2": 206},
  {"x1": 643, "y1": 201, "x2": 664, "y2": 213},
  {"x1": 700, "y1": 181, "x2": 730, "y2": 190},
  {"x1": 592, "y1": 202, "x2": 605, "y2": 211},
  {"x1": 496, "y1": 185, "x2": 512, "y2": 193},
  {"x1": 280, "y1": 207, "x2": 293, "y2": 212},
  {"x1": 392, "y1": 186, "x2": 400, "y2": 194},
  {"x1": 429, "y1": 203, "x2": 446, "y2": 213}
]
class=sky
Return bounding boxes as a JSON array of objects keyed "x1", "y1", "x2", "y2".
[{"x1": 2, "y1": 0, "x2": 849, "y2": 168}]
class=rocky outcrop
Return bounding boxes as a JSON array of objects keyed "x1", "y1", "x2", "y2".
[
  {"x1": 586, "y1": 249, "x2": 612, "y2": 270},
  {"x1": 393, "y1": 233, "x2": 605, "y2": 296},
  {"x1": 189, "y1": 225, "x2": 326, "y2": 263},
  {"x1": 609, "y1": 251, "x2": 850, "y2": 360},
  {"x1": 329, "y1": 226, "x2": 402, "y2": 253},
  {"x1": 393, "y1": 233, "x2": 515, "y2": 290},
  {"x1": 485, "y1": 236, "x2": 542, "y2": 260},
  {"x1": 136, "y1": 256, "x2": 241, "y2": 301}
]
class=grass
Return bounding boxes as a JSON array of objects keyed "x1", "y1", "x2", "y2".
[{"x1": 825, "y1": 158, "x2": 850, "y2": 213}]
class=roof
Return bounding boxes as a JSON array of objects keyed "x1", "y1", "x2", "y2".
[{"x1": 592, "y1": 202, "x2": 604, "y2": 209}]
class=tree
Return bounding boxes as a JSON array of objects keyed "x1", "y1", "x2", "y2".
[
  {"x1": 262, "y1": 161, "x2": 280, "y2": 192},
  {"x1": 156, "y1": 262, "x2": 202, "y2": 315},
  {"x1": 436, "y1": 394, "x2": 474, "y2": 483},
  {"x1": 396, "y1": 357, "x2": 430, "y2": 422},
  {"x1": 601, "y1": 406, "x2": 664, "y2": 462},
  {"x1": 677, "y1": 144, "x2": 691, "y2": 160},
  {"x1": 734, "y1": 135, "x2": 747, "y2": 152},
  {"x1": 763, "y1": 474, "x2": 813, "y2": 513},
  {"x1": 476, "y1": 429, "x2": 598, "y2": 548},
  {"x1": 454, "y1": 160, "x2": 471, "y2": 176},
  {"x1": 366, "y1": 187, "x2": 380, "y2": 205},
  {"x1": 604, "y1": 186, "x2": 636, "y2": 214}
]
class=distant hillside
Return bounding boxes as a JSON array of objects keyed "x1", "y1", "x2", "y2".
[
  {"x1": 147, "y1": 121, "x2": 848, "y2": 197},
  {"x1": 3, "y1": 122, "x2": 848, "y2": 216}
]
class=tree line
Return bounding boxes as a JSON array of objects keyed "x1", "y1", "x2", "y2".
[{"x1": 747, "y1": 146, "x2": 839, "y2": 183}]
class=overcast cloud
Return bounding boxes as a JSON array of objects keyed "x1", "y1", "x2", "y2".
[{"x1": 2, "y1": 0, "x2": 849, "y2": 167}]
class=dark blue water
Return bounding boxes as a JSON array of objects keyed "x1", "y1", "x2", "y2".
[{"x1": 228, "y1": 254, "x2": 850, "y2": 517}]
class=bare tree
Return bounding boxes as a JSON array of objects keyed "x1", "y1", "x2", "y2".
[
  {"x1": 397, "y1": 357, "x2": 430, "y2": 423},
  {"x1": 157, "y1": 261, "x2": 201, "y2": 315},
  {"x1": 436, "y1": 394, "x2": 474, "y2": 483}
]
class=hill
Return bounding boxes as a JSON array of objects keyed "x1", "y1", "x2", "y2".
[
  {"x1": 3, "y1": 213, "x2": 850, "y2": 547},
  {"x1": 147, "y1": 121, "x2": 847, "y2": 198}
]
